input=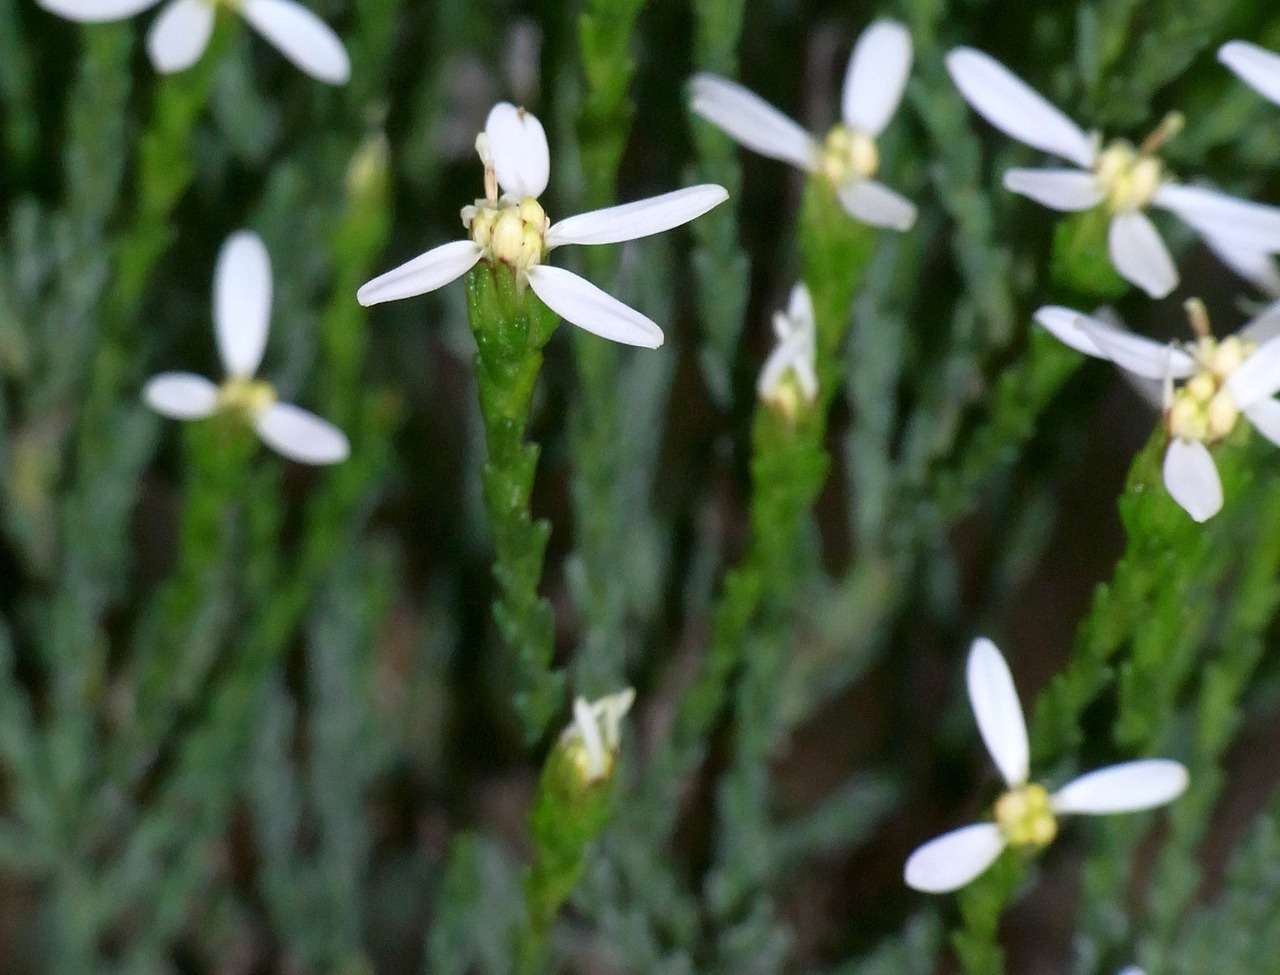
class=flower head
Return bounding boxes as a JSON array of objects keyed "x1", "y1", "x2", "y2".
[
  {"x1": 37, "y1": 0, "x2": 351, "y2": 84},
  {"x1": 358, "y1": 103, "x2": 728, "y2": 349},
  {"x1": 143, "y1": 231, "x2": 350, "y2": 465},
  {"x1": 757, "y1": 283, "x2": 817, "y2": 418},
  {"x1": 689, "y1": 19, "x2": 917, "y2": 231},
  {"x1": 904, "y1": 638, "x2": 1188, "y2": 894},
  {"x1": 1220, "y1": 41, "x2": 1280, "y2": 107},
  {"x1": 559, "y1": 688, "x2": 636, "y2": 785},
  {"x1": 1036, "y1": 301, "x2": 1280, "y2": 522},
  {"x1": 946, "y1": 47, "x2": 1280, "y2": 298}
]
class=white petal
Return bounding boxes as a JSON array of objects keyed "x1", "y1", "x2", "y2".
[
  {"x1": 240, "y1": 0, "x2": 351, "y2": 85},
  {"x1": 1162, "y1": 439, "x2": 1223, "y2": 523},
  {"x1": 573, "y1": 697, "x2": 606, "y2": 780},
  {"x1": 1108, "y1": 211, "x2": 1178, "y2": 299},
  {"x1": 1241, "y1": 302, "x2": 1280, "y2": 345},
  {"x1": 1071, "y1": 316, "x2": 1196, "y2": 380},
  {"x1": 1154, "y1": 184, "x2": 1280, "y2": 254},
  {"x1": 1226, "y1": 334, "x2": 1280, "y2": 408},
  {"x1": 1220, "y1": 41, "x2": 1280, "y2": 106},
  {"x1": 526, "y1": 265, "x2": 663, "y2": 349},
  {"x1": 1033, "y1": 306, "x2": 1110, "y2": 357},
  {"x1": 836, "y1": 180, "x2": 917, "y2": 230},
  {"x1": 966, "y1": 637, "x2": 1029, "y2": 787},
  {"x1": 145, "y1": 0, "x2": 214, "y2": 72},
  {"x1": 215, "y1": 231, "x2": 273, "y2": 378},
  {"x1": 787, "y1": 282, "x2": 814, "y2": 330},
  {"x1": 1202, "y1": 235, "x2": 1280, "y2": 297},
  {"x1": 1003, "y1": 167, "x2": 1103, "y2": 211},
  {"x1": 944, "y1": 47, "x2": 1096, "y2": 168},
  {"x1": 756, "y1": 333, "x2": 809, "y2": 400},
  {"x1": 1245, "y1": 399, "x2": 1280, "y2": 446},
  {"x1": 545, "y1": 185, "x2": 729, "y2": 249},
  {"x1": 1050, "y1": 759, "x2": 1189, "y2": 815},
  {"x1": 1117, "y1": 968, "x2": 1146, "y2": 975},
  {"x1": 254, "y1": 402, "x2": 350, "y2": 465},
  {"x1": 842, "y1": 19, "x2": 912, "y2": 137},
  {"x1": 356, "y1": 240, "x2": 483, "y2": 307},
  {"x1": 903, "y1": 823, "x2": 1006, "y2": 894},
  {"x1": 484, "y1": 102, "x2": 550, "y2": 199},
  {"x1": 143, "y1": 372, "x2": 219, "y2": 420},
  {"x1": 689, "y1": 73, "x2": 818, "y2": 172},
  {"x1": 35, "y1": 0, "x2": 159, "y2": 21}
]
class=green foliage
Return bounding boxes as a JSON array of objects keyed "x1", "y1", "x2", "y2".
[
  {"x1": 7, "y1": 2, "x2": 1280, "y2": 974},
  {"x1": 1051, "y1": 209, "x2": 1130, "y2": 300}
]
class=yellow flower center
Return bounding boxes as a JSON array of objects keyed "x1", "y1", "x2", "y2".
[
  {"x1": 1095, "y1": 141, "x2": 1163, "y2": 212},
  {"x1": 762, "y1": 373, "x2": 807, "y2": 422},
  {"x1": 1167, "y1": 335, "x2": 1252, "y2": 443},
  {"x1": 464, "y1": 196, "x2": 548, "y2": 272},
  {"x1": 218, "y1": 377, "x2": 277, "y2": 420},
  {"x1": 994, "y1": 783, "x2": 1057, "y2": 849},
  {"x1": 818, "y1": 124, "x2": 879, "y2": 187}
]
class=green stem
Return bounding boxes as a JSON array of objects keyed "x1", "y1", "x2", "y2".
[
  {"x1": 647, "y1": 179, "x2": 875, "y2": 833},
  {"x1": 466, "y1": 262, "x2": 564, "y2": 743}
]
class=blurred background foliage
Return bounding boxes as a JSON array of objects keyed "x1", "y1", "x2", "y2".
[{"x1": 3, "y1": 0, "x2": 1280, "y2": 973}]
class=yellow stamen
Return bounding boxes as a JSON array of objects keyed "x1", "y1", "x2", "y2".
[
  {"x1": 994, "y1": 783, "x2": 1057, "y2": 849},
  {"x1": 818, "y1": 124, "x2": 879, "y2": 187},
  {"x1": 218, "y1": 377, "x2": 276, "y2": 420}
]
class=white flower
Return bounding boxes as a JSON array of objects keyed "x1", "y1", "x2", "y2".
[
  {"x1": 946, "y1": 47, "x2": 1280, "y2": 298},
  {"x1": 904, "y1": 638, "x2": 1188, "y2": 894},
  {"x1": 559, "y1": 688, "x2": 636, "y2": 784},
  {"x1": 357, "y1": 103, "x2": 728, "y2": 349},
  {"x1": 1117, "y1": 968, "x2": 1145, "y2": 975},
  {"x1": 688, "y1": 19, "x2": 917, "y2": 231},
  {"x1": 1220, "y1": 40, "x2": 1280, "y2": 107},
  {"x1": 37, "y1": 0, "x2": 351, "y2": 84},
  {"x1": 1036, "y1": 300, "x2": 1280, "y2": 522},
  {"x1": 757, "y1": 283, "x2": 817, "y2": 416},
  {"x1": 1203, "y1": 234, "x2": 1280, "y2": 300},
  {"x1": 143, "y1": 231, "x2": 351, "y2": 465}
]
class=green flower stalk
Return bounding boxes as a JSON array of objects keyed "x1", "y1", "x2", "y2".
[
  {"x1": 517, "y1": 689, "x2": 635, "y2": 974},
  {"x1": 358, "y1": 104, "x2": 727, "y2": 740},
  {"x1": 467, "y1": 260, "x2": 564, "y2": 738}
]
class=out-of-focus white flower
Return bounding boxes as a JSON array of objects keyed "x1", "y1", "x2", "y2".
[
  {"x1": 1036, "y1": 300, "x2": 1280, "y2": 522},
  {"x1": 904, "y1": 638, "x2": 1188, "y2": 894},
  {"x1": 559, "y1": 688, "x2": 635, "y2": 784},
  {"x1": 1203, "y1": 235, "x2": 1280, "y2": 301},
  {"x1": 1117, "y1": 967, "x2": 1145, "y2": 975},
  {"x1": 946, "y1": 47, "x2": 1280, "y2": 298},
  {"x1": 37, "y1": 0, "x2": 351, "y2": 84},
  {"x1": 689, "y1": 20, "x2": 917, "y2": 231},
  {"x1": 757, "y1": 283, "x2": 817, "y2": 417},
  {"x1": 358, "y1": 103, "x2": 727, "y2": 349},
  {"x1": 1220, "y1": 40, "x2": 1280, "y2": 106},
  {"x1": 143, "y1": 231, "x2": 350, "y2": 465}
]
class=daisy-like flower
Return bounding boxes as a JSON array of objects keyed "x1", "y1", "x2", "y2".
[
  {"x1": 688, "y1": 19, "x2": 917, "y2": 231},
  {"x1": 1220, "y1": 40, "x2": 1280, "y2": 107},
  {"x1": 757, "y1": 283, "x2": 817, "y2": 418},
  {"x1": 946, "y1": 47, "x2": 1280, "y2": 298},
  {"x1": 143, "y1": 231, "x2": 350, "y2": 465},
  {"x1": 357, "y1": 103, "x2": 728, "y2": 349},
  {"x1": 37, "y1": 0, "x2": 351, "y2": 84},
  {"x1": 559, "y1": 688, "x2": 636, "y2": 785},
  {"x1": 904, "y1": 638, "x2": 1188, "y2": 894},
  {"x1": 1036, "y1": 299, "x2": 1280, "y2": 522}
]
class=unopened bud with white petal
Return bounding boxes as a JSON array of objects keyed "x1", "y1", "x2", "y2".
[{"x1": 558, "y1": 688, "x2": 635, "y2": 785}]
